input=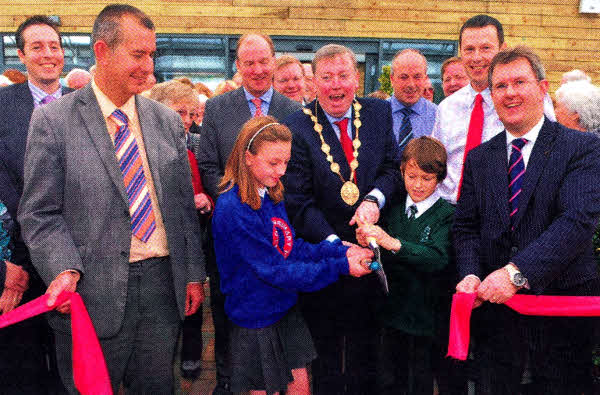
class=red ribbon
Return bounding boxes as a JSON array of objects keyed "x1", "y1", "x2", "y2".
[
  {"x1": 0, "y1": 291, "x2": 112, "y2": 395},
  {"x1": 447, "y1": 292, "x2": 600, "y2": 360}
]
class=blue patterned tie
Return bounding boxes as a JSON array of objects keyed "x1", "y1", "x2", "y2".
[
  {"x1": 397, "y1": 107, "x2": 413, "y2": 151},
  {"x1": 111, "y1": 109, "x2": 156, "y2": 242},
  {"x1": 508, "y1": 138, "x2": 527, "y2": 228}
]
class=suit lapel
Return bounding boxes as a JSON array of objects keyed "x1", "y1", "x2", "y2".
[
  {"x1": 488, "y1": 132, "x2": 511, "y2": 229},
  {"x1": 512, "y1": 118, "x2": 555, "y2": 227},
  {"x1": 16, "y1": 83, "x2": 35, "y2": 123},
  {"x1": 136, "y1": 96, "x2": 164, "y2": 204},
  {"x1": 77, "y1": 85, "x2": 128, "y2": 204},
  {"x1": 234, "y1": 88, "x2": 252, "y2": 120}
]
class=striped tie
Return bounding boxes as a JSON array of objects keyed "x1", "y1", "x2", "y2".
[
  {"x1": 111, "y1": 110, "x2": 156, "y2": 243},
  {"x1": 407, "y1": 204, "x2": 418, "y2": 220},
  {"x1": 508, "y1": 138, "x2": 527, "y2": 228},
  {"x1": 251, "y1": 97, "x2": 263, "y2": 117},
  {"x1": 397, "y1": 107, "x2": 413, "y2": 152}
]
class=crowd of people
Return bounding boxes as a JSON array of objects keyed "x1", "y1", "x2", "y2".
[{"x1": 0, "y1": 4, "x2": 599, "y2": 395}]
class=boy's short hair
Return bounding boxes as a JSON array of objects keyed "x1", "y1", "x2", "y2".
[{"x1": 400, "y1": 136, "x2": 447, "y2": 182}]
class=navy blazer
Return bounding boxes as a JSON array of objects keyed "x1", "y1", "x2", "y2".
[
  {"x1": 283, "y1": 97, "x2": 401, "y2": 243},
  {"x1": 0, "y1": 82, "x2": 73, "y2": 218},
  {"x1": 196, "y1": 87, "x2": 301, "y2": 199},
  {"x1": 454, "y1": 118, "x2": 600, "y2": 294}
]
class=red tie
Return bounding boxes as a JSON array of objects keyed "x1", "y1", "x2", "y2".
[
  {"x1": 251, "y1": 98, "x2": 263, "y2": 117},
  {"x1": 335, "y1": 118, "x2": 354, "y2": 166},
  {"x1": 457, "y1": 93, "x2": 484, "y2": 201}
]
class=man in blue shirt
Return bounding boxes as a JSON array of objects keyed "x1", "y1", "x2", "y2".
[{"x1": 389, "y1": 49, "x2": 437, "y2": 154}]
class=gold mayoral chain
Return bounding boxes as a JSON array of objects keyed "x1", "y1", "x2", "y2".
[{"x1": 302, "y1": 100, "x2": 362, "y2": 206}]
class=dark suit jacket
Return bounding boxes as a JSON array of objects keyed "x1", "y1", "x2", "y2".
[
  {"x1": 196, "y1": 87, "x2": 301, "y2": 199},
  {"x1": 454, "y1": 118, "x2": 600, "y2": 294},
  {"x1": 0, "y1": 82, "x2": 74, "y2": 218},
  {"x1": 0, "y1": 83, "x2": 73, "y2": 297},
  {"x1": 18, "y1": 84, "x2": 205, "y2": 337},
  {"x1": 283, "y1": 97, "x2": 401, "y2": 244}
]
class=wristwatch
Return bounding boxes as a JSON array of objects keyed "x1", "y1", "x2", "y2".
[
  {"x1": 363, "y1": 194, "x2": 379, "y2": 206},
  {"x1": 505, "y1": 264, "x2": 527, "y2": 288}
]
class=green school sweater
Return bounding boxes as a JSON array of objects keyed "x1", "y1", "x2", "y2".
[{"x1": 378, "y1": 197, "x2": 455, "y2": 337}]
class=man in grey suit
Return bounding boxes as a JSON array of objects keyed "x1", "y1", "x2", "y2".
[
  {"x1": 196, "y1": 32, "x2": 300, "y2": 395},
  {"x1": 18, "y1": 5, "x2": 205, "y2": 394}
]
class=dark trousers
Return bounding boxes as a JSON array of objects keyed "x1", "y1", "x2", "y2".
[
  {"x1": 301, "y1": 275, "x2": 380, "y2": 395},
  {"x1": 208, "y1": 259, "x2": 232, "y2": 390},
  {"x1": 378, "y1": 327, "x2": 434, "y2": 395},
  {"x1": 181, "y1": 303, "x2": 204, "y2": 363},
  {"x1": 473, "y1": 278, "x2": 600, "y2": 395},
  {"x1": 55, "y1": 257, "x2": 181, "y2": 394}
]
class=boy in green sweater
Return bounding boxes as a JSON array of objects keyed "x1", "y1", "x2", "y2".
[{"x1": 357, "y1": 136, "x2": 454, "y2": 395}]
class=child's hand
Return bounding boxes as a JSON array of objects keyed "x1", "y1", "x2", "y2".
[
  {"x1": 356, "y1": 224, "x2": 399, "y2": 252},
  {"x1": 347, "y1": 248, "x2": 373, "y2": 277}
]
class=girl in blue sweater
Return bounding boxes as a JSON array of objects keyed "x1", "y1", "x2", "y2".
[{"x1": 212, "y1": 116, "x2": 372, "y2": 395}]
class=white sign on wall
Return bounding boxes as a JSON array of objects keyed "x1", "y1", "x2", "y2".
[{"x1": 580, "y1": 0, "x2": 600, "y2": 13}]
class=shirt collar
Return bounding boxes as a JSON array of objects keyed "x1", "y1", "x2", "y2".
[
  {"x1": 405, "y1": 189, "x2": 440, "y2": 218},
  {"x1": 324, "y1": 104, "x2": 353, "y2": 124},
  {"x1": 92, "y1": 78, "x2": 136, "y2": 124},
  {"x1": 505, "y1": 116, "x2": 544, "y2": 149},
  {"x1": 258, "y1": 187, "x2": 267, "y2": 198},
  {"x1": 390, "y1": 95, "x2": 425, "y2": 115},
  {"x1": 28, "y1": 80, "x2": 62, "y2": 106},
  {"x1": 243, "y1": 86, "x2": 274, "y2": 104},
  {"x1": 466, "y1": 83, "x2": 492, "y2": 108}
]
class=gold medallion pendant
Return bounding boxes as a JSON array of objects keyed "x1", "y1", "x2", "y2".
[
  {"x1": 303, "y1": 100, "x2": 363, "y2": 206},
  {"x1": 341, "y1": 181, "x2": 360, "y2": 206}
]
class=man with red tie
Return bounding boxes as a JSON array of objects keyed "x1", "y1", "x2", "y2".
[
  {"x1": 432, "y1": 15, "x2": 555, "y2": 204},
  {"x1": 283, "y1": 44, "x2": 400, "y2": 395}
]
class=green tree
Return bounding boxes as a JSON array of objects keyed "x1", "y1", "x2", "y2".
[{"x1": 378, "y1": 65, "x2": 393, "y2": 96}]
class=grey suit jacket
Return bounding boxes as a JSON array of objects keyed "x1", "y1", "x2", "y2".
[
  {"x1": 18, "y1": 84, "x2": 205, "y2": 337},
  {"x1": 196, "y1": 87, "x2": 301, "y2": 199}
]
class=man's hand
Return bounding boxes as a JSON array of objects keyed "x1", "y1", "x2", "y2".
[
  {"x1": 346, "y1": 247, "x2": 374, "y2": 277},
  {"x1": 185, "y1": 282, "x2": 205, "y2": 316},
  {"x1": 4, "y1": 261, "x2": 29, "y2": 292},
  {"x1": 349, "y1": 200, "x2": 380, "y2": 226},
  {"x1": 477, "y1": 268, "x2": 518, "y2": 305},
  {"x1": 194, "y1": 193, "x2": 212, "y2": 214},
  {"x1": 456, "y1": 275, "x2": 484, "y2": 308},
  {"x1": 46, "y1": 271, "x2": 80, "y2": 314}
]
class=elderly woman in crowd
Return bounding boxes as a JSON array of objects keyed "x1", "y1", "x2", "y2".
[
  {"x1": 555, "y1": 80, "x2": 600, "y2": 133},
  {"x1": 149, "y1": 80, "x2": 213, "y2": 384}
]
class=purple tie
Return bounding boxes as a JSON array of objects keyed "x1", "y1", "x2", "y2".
[
  {"x1": 41, "y1": 95, "x2": 56, "y2": 105},
  {"x1": 508, "y1": 138, "x2": 527, "y2": 229}
]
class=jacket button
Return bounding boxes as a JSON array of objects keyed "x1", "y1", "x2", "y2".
[
  {"x1": 511, "y1": 246, "x2": 518, "y2": 255},
  {"x1": 120, "y1": 251, "x2": 128, "y2": 257},
  {"x1": 123, "y1": 209, "x2": 129, "y2": 216}
]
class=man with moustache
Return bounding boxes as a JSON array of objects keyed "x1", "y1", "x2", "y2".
[
  {"x1": 0, "y1": 15, "x2": 72, "y2": 394},
  {"x1": 196, "y1": 32, "x2": 300, "y2": 395},
  {"x1": 454, "y1": 46, "x2": 600, "y2": 394},
  {"x1": 432, "y1": 14, "x2": 555, "y2": 204},
  {"x1": 283, "y1": 44, "x2": 400, "y2": 395},
  {"x1": 18, "y1": 5, "x2": 205, "y2": 393},
  {"x1": 389, "y1": 49, "x2": 437, "y2": 154}
]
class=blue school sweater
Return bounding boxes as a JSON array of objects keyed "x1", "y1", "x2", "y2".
[{"x1": 212, "y1": 185, "x2": 350, "y2": 328}]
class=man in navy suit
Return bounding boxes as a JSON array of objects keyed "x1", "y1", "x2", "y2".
[
  {"x1": 454, "y1": 46, "x2": 600, "y2": 394},
  {"x1": 0, "y1": 15, "x2": 71, "y2": 393},
  {"x1": 283, "y1": 44, "x2": 400, "y2": 395}
]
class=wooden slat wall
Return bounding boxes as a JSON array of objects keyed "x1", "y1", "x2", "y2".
[{"x1": 1, "y1": 0, "x2": 598, "y2": 91}]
